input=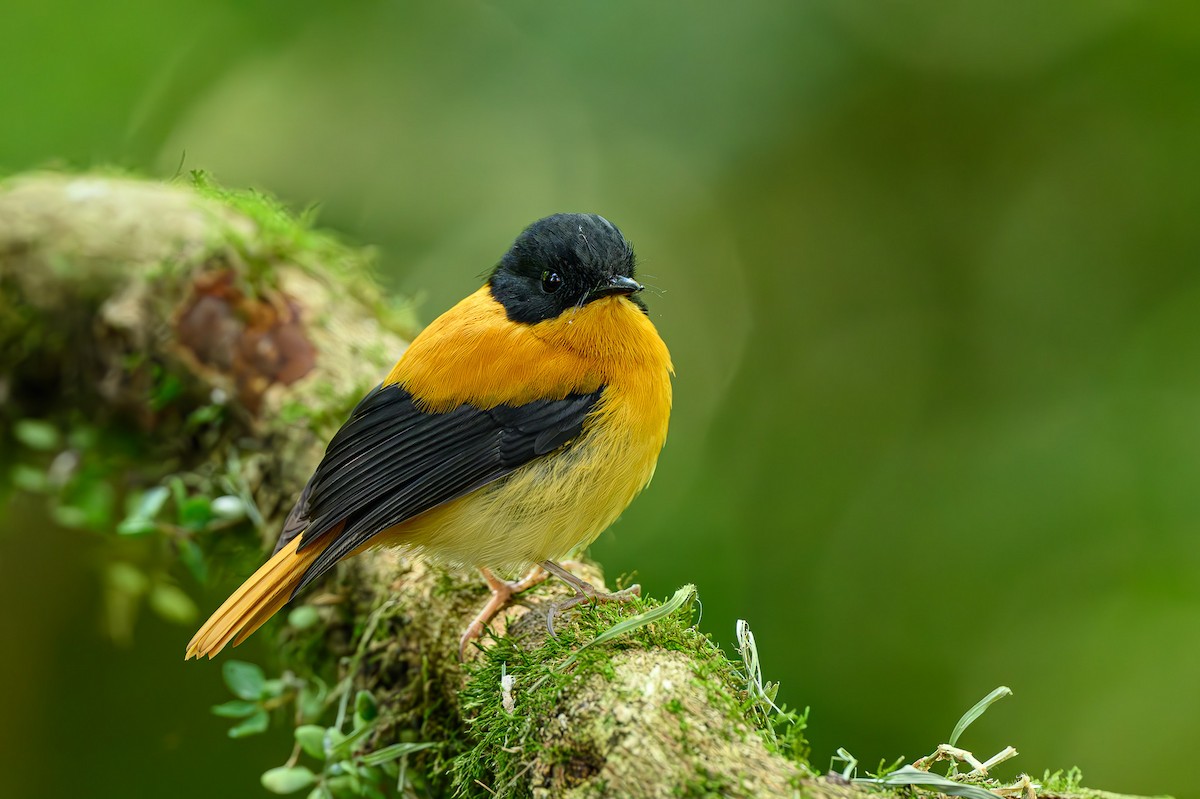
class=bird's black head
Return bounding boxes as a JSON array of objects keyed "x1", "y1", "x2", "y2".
[{"x1": 489, "y1": 213, "x2": 645, "y2": 324}]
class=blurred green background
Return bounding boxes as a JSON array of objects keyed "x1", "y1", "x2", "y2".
[{"x1": 3, "y1": 1, "x2": 1199, "y2": 797}]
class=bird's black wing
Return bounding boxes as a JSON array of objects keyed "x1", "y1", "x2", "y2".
[{"x1": 279, "y1": 382, "x2": 603, "y2": 595}]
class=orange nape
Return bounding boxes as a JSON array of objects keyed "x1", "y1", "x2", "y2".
[{"x1": 185, "y1": 530, "x2": 335, "y2": 659}]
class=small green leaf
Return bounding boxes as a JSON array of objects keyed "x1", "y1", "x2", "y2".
[
  {"x1": 949, "y1": 686, "x2": 1012, "y2": 747},
  {"x1": 186, "y1": 403, "x2": 224, "y2": 428},
  {"x1": 354, "y1": 690, "x2": 378, "y2": 726},
  {"x1": 288, "y1": 605, "x2": 320, "y2": 630},
  {"x1": 116, "y1": 517, "x2": 159, "y2": 536},
  {"x1": 223, "y1": 660, "x2": 266, "y2": 700},
  {"x1": 14, "y1": 419, "x2": 60, "y2": 451},
  {"x1": 855, "y1": 766, "x2": 1003, "y2": 799},
  {"x1": 179, "y1": 496, "x2": 214, "y2": 531},
  {"x1": 325, "y1": 775, "x2": 356, "y2": 799},
  {"x1": 127, "y1": 486, "x2": 170, "y2": 523},
  {"x1": 212, "y1": 700, "x2": 261, "y2": 718},
  {"x1": 149, "y1": 583, "x2": 198, "y2": 624},
  {"x1": 324, "y1": 728, "x2": 347, "y2": 751},
  {"x1": 306, "y1": 787, "x2": 332, "y2": 799},
  {"x1": 358, "y1": 741, "x2": 438, "y2": 766},
  {"x1": 334, "y1": 758, "x2": 359, "y2": 777},
  {"x1": 295, "y1": 725, "x2": 327, "y2": 759},
  {"x1": 11, "y1": 464, "x2": 49, "y2": 492},
  {"x1": 228, "y1": 709, "x2": 269, "y2": 738},
  {"x1": 150, "y1": 373, "x2": 184, "y2": 411},
  {"x1": 261, "y1": 766, "x2": 317, "y2": 794}
]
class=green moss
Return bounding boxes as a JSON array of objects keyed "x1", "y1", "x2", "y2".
[
  {"x1": 676, "y1": 765, "x2": 737, "y2": 799},
  {"x1": 441, "y1": 589, "x2": 805, "y2": 798},
  {"x1": 0, "y1": 279, "x2": 40, "y2": 371},
  {"x1": 187, "y1": 170, "x2": 419, "y2": 339},
  {"x1": 305, "y1": 378, "x2": 379, "y2": 437},
  {"x1": 1041, "y1": 769, "x2": 1086, "y2": 795}
]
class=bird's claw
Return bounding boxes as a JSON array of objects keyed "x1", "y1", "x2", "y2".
[{"x1": 545, "y1": 583, "x2": 641, "y2": 638}]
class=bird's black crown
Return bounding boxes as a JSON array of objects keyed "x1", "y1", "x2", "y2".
[{"x1": 489, "y1": 214, "x2": 644, "y2": 324}]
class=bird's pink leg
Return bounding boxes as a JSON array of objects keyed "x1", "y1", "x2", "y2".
[{"x1": 459, "y1": 565, "x2": 549, "y2": 659}]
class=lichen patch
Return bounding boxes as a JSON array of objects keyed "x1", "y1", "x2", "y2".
[
  {"x1": 533, "y1": 650, "x2": 800, "y2": 798},
  {"x1": 175, "y1": 268, "x2": 317, "y2": 413}
]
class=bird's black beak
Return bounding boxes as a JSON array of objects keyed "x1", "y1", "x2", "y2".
[{"x1": 589, "y1": 275, "x2": 643, "y2": 299}]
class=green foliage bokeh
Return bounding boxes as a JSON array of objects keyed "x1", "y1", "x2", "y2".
[{"x1": 3, "y1": 2, "x2": 1199, "y2": 797}]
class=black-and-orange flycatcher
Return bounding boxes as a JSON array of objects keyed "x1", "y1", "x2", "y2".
[{"x1": 186, "y1": 214, "x2": 673, "y2": 659}]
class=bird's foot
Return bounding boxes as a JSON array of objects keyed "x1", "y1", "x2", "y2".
[
  {"x1": 459, "y1": 565, "x2": 549, "y2": 660},
  {"x1": 539, "y1": 559, "x2": 641, "y2": 638}
]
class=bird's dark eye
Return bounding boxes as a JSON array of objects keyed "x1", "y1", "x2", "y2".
[{"x1": 541, "y1": 270, "x2": 562, "y2": 293}]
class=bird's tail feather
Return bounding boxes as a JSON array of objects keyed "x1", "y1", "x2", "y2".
[{"x1": 185, "y1": 533, "x2": 327, "y2": 659}]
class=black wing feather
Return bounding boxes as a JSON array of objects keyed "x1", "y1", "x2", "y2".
[{"x1": 281, "y1": 383, "x2": 603, "y2": 595}]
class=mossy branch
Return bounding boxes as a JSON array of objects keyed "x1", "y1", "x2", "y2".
[{"x1": 0, "y1": 172, "x2": 1149, "y2": 799}]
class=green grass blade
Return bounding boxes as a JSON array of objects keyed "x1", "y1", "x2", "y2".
[
  {"x1": 359, "y1": 741, "x2": 439, "y2": 766},
  {"x1": 328, "y1": 723, "x2": 374, "y2": 760},
  {"x1": 556, "y1": 584, "x2": 696, "y2": 671},
  {"x1": 949, "y1": 686, "x2": 1012, "y2": 746},
  {"x1": 833, "y1": 747, "x2": 859, "y2": 780},
  {"x1": 855, "y1": 766, "x2": 1003, "y2": 799}
]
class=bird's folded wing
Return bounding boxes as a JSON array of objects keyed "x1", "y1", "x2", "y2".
[{"x1": 278, "y1": 383, "x2": 604, "y2": 595}]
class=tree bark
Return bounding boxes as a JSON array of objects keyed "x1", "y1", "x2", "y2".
[{"x1": 0, "y1": 172, "x2": 1136, "y2": 799}]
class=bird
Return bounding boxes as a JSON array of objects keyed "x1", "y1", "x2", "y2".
[{"x1": 186, "y1": 213, "x2": 673, "y2": 660}]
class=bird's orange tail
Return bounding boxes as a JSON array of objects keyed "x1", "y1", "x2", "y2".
[{"x1": 186, "y1": 535, "x2": 326, "y2": 659}]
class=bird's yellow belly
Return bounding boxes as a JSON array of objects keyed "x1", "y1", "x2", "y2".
[{"x1": 385, "y1": 413, "x2": 662, "y2": 575}]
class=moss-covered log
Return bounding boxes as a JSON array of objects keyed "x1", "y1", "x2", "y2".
[{"x1": 0, "y1": 172, "x2": 1141, "y2": 799}]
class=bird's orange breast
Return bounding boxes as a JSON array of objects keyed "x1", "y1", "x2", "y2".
[
  {"x1": 386, "y1": 286, "x2": 672, "y2": 419},
  {"x1": 376, "y1": 285, "x2": 673, "y2": 571}
]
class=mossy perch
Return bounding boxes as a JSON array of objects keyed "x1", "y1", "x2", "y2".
[{"x1": 0, "y1": 173, "x2": 1142, "y2": 799}]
